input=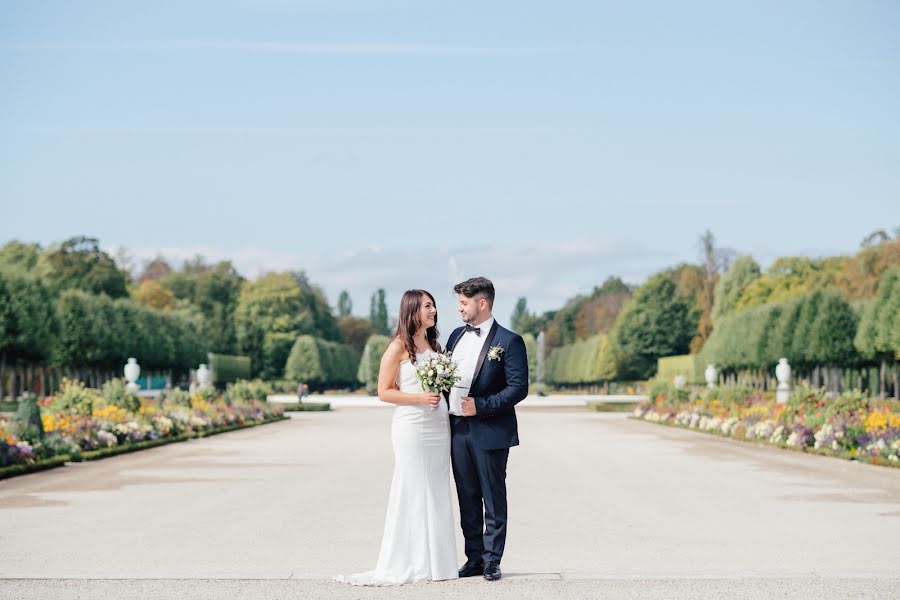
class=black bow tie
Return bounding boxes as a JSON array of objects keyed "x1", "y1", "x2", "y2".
[{"x1": 464, "y1": 325, "x2": 482, "y2": 336}]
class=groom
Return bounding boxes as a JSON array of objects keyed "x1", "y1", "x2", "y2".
[{"x1": 446, "y1": 277, "x2": 529, "y2": 582}]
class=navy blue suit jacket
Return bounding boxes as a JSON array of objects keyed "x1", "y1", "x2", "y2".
[{"x1": 447, "y1": 321, "x2": 529, "y2": 450}]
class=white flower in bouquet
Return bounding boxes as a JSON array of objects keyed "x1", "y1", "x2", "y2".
[{"x1": 415, "y1": 352, "x2": 461, "y2": 394}]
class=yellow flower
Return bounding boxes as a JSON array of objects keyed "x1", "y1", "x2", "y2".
[
  {"x1": 865, "y1": 409, "x2": 888, "y2": 434},
  {"x1": 42, "y1": 414, "x2": 58, "y2": 432},
  {"x1": 888, "y1": 413, "x2": 900, "y2": 429}
]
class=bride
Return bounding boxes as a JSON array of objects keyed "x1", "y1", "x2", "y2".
[{"x1": 335, "y1": 289, "x2": 459, "y2": 585}]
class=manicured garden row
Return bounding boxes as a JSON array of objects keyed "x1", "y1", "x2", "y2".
[
  {"x1": 0, "y1": 415, "x2": 289, "y2": 481},
  {"x1": 1, "y1": 379, "x2": 286, "y2": 479},
  {"x1": 633, "y1": 382, "x2": 900, "y2": 468}
]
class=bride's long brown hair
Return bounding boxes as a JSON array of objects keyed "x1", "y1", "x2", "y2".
[{"x1": 395, "y1": 289, "x2": 441, "y2": 364}]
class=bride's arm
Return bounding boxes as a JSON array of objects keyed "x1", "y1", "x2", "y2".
[{"x1": 377, "y1": 339, "x2": 439, "y2": 407}]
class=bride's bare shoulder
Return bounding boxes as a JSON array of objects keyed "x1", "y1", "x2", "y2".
[{"x1": 383, "y1": 338, "x2": 406, "y2": 361}]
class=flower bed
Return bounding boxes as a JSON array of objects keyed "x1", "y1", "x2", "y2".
[
  {"x1": 634, "y1": 383, "x2": 900, "y2": 467},
  {"x1": 0, "y1": 379, "x2": 286, "y2": 479}
]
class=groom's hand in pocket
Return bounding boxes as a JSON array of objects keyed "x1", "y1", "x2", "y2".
[{"x1": 461, "y1": 396, "x2": 477, "y2": 416}]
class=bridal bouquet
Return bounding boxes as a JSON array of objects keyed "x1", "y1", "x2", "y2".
[{"x1": 416, "y1": 352, "x2": 461, "y2": 398}]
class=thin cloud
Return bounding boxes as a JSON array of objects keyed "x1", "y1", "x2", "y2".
[{"x1": 0, "y1": 40, "x2": 555, "y2": 56}]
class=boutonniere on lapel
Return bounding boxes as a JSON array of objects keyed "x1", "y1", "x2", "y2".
[{"x1": 486, "y1": 345, "x2": 504, "y2": 361}]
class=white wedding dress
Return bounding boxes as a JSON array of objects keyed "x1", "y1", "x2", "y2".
[{"x1": 336, "y1": 350, "x2": 459, "y2": 586}]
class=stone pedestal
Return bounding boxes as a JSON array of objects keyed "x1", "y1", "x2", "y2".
[
  {"x1": 704, "y1": 364, "x2": 717, "y2": 389},
  {"x1": 776, "y1": 358, "x2": 791, "y2": 404},
  {"x1": 124, "y1": 357, "x2": 140, "y2": 394}
]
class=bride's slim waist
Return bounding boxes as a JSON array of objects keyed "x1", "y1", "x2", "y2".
[{"x1": 392, "y1": 403, "x2": 447, "y2": 422}]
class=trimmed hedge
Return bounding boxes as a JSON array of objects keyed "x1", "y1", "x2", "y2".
[
  {"x1": 209, "y1": 353, "x2": 252, "y2": 385},
  {"x1": 701, "y1": 290, "x2": 859, "y2": 371},
  {"x1": 657, "y1": 354, "x2": 704, "y2": 385},
  {"x1": 284, "y1": 335, "x2": 360, "y2": 390},
  {"x1": 357, "y1": 335, "x2": 391, "y2": 395},
  {"x1": 279, "y1": 402, "x2": 331, "y2": 412},
  {"x1": 546, "y1": 334, "x2": 618, "y2": 385}
]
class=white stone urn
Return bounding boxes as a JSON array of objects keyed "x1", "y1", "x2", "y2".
[
  {"x1": 124, "y1": 357, "x2": 140, "y2": 394},
  {"x1": 704, "y1": 364, "x2": 717, "y2": 389},
  {"x1": 775, "y1": 358, "x2": 791, "y2": 404},
  {"x1": 673, "y1": 374, "x2": 687, "y2": 389},
  {"x1": 196, "y1": 363, "x2": 212, "y2": 389}
]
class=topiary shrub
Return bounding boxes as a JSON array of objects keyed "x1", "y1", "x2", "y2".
[{"x1": 15, "y1": 393, "x2": 44, "y2": 444}]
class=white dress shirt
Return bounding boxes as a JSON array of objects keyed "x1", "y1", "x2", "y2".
[{"x1": 448, "y1": 316, "x2": 494, "y2": 415}]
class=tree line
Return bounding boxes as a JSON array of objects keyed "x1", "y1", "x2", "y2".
[
  {"x1": 527, "y1": 231, "x2": 899, "y2": 394},
  {"x1": 0, "y1": 236, "x2": 395, "y2": 396}
]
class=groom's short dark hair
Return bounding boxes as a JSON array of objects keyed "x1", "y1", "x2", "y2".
[{"x1": 453, "y1": 277, "x2": 495, "y2": 308}]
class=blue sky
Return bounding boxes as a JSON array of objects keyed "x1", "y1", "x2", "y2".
[{"x1": 1, "y1": 1, "x2": 898, "y2": 325}]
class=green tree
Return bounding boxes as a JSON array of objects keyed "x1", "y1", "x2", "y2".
[
  {"x1": 234, "y1": 272, "x2": 338, "y2": 377},
  {"x1": 138, "y1": 256, "x2": 173, "y2": 282},
  {"x1": 339, "y1": 316, "x2": 375, "y2": 354},
  {"x1": 764, "y1": 296, "x2": 804, "y2": 366},
  {"x1": 38, "y1": 236, "x2": 130, "y2": 298},
  {"x1": 790, "y1": 291, "x2": 824, "y2": 368},
  {"x1": 292, "y1": 271, "x2": 341, "y2": 342},
  {"x1": 611, "y1": 274, "x2": 698, "y2": 380},
  {"x1": 0, "y1": 241, "x2": 41, "y2": 273},
  {"x1": 338, "y1": 290, "x2": 353, "y2": 318},
  {"x1": 54, "y1": 290, "x2": 205, "y2": 370},
  {"x1": 370, "y1": 288, "x2": 390, "y2": 335},
  {"x1": 357, "y1": 335, "x2": 391, "y2": 394},
  {"x1": 522, "y1": 333, "x2": 537, "y2": 383},
  {"x1": 511, "y1": 297, "x2": 529, "y2": 334},
  {"x1": 735, "y1": 256, "x2": 842, "y2": 311},
  {"x1": 711, "y1": 256, "x2": 761, "y2": 323},
  {"x1": 234, "y1": 273, "x2": 309, "y2": 376},
  {"x1": 0, "y1": 271, "x2": 56, "y2": 394},
  {"x1": 161, "y1": 260, "x2": 244, "y2": 354},
  {"x1": 573, "y1": 277, "x2": 632, "y2": 341},
  {"x1": 285, "y1": 335, "x2": 360, "y2": 390},
  {"x1": 55, "y1": 291, "x2": 118, "y2": 368},
  {"x1": 134, "y1": 280, "x2": 176, "y2": 310},
  {"x1": 262, "y1": 332, "x2": 297, "y2": 380},
  {"x1": 0, "y1": 270, "x2": 56, "y2": 366},
  {"x1": 855, "y1": 268, "x2": 900, "y2": 367},
  {"x1": 807, "y1": 291, "x2": 858, "y2": 367}
]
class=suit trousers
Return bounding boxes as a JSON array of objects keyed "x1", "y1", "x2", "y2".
[{"x1": 450, "y1": 417, "x2": 510, "y2": 563}]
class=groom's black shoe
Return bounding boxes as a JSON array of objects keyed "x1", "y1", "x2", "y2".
[
  {"x1": 483, "y1": 561, "x2": 501, "y2": 581},
  {"x1": 458, "y1": 560, "x2": 484, "y2": 578}
]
